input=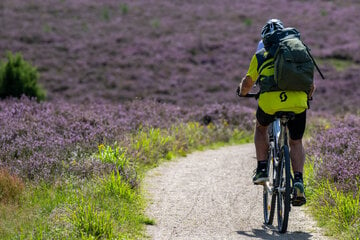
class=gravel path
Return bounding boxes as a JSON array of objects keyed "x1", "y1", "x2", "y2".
[{"x1": 144, "y1": 144, "x2": 329, "y2": 240}]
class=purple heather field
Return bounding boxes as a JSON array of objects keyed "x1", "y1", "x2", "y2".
[{"x1": 0, "y1": 0, "x2": 359, "y2": 188}]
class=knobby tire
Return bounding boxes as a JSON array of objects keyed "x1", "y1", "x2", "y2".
[
  {"x1": 263, "y1": 123, "x2": 277, "y2": 225},
  {"x1": 263, "y1": 154, "x2": 276, "y2": 225},
  {"x1": 277, "y1": 145, "x2": 291, "y2": 233}
]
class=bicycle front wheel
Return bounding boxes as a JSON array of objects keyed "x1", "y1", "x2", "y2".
[
  {"x1": 277, "y1": 145, "x2": 291, "y2": 233},
  {"x1": 263, "y1": 156, "x2": 276, "y2": 225}
]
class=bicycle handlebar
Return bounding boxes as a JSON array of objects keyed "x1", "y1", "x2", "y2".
[
  {"x1": 237, "y1": 91, "x2": 313, "y2": 101},
  {"x1": 237, "y1": 92, "x2": 260, "y2": 98},
  {"x1": 236, "y1": 85, "x2": 260, "y2": 99},
  {"x1": 239, "y1": 93, "x2": 258, "y2": 98}
]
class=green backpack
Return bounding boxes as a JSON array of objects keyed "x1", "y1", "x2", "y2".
[{"x1": 263, "y1": 28, "x2": 323, "y2": 92}]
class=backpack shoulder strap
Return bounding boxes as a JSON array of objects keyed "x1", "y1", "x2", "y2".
[
  {"x1": 304, "y1": 45, "x2": 325, "y2": 79},
  {"x1": 255, "y1": 48, "x2": 271, "y2": 72}
]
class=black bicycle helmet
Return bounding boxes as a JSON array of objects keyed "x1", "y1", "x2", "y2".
[{"x1": 261, "y1": 19, "x2": 284, "y2": 38}]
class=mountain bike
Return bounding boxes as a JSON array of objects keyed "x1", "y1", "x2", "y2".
[{"x1": 239, "y1": 92, "x2": 297, "y2": 233}]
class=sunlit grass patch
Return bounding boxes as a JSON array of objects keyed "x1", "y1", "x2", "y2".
[
  {"x1": 128, "y1": 122, "x2": 252, "y2": 167},
  {"x1": 98, "y1": 143, "x2": 129, "y2": 169},
  {"x1": 131, "y1": 127, "x2": 172, "y2": 164},
  {"x1": 100, "y1": 170, "x2": 136, "y2": 201},
  {"x1": 305, "y1": 161, "x2": 360, "y2": 239},
  {"x1": 317, "y1": 57, "x2": 360, "y2": 72},
  {"x1": 0, "y1": 182, "x2": 75, "y2": 239},
  {"x1": 67, "y1": 198, "x2": 114, "y2": 239},
  {"x1": 0, "y1": 167, "x2": 148, "y2": 239}
]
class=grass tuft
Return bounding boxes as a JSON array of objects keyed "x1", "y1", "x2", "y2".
[
  {"x1": 120, "y1": 3, "x2": 129, "y2": 15},
  {"x1": 98, "y1": 143, "x2": 129, "y2": 169},
  {"x1": 68, "y1": 198, "x2": 114, "y2": 239},
  {"x1": 101, "y1": 170, "x2": 136, "y2": 201}
]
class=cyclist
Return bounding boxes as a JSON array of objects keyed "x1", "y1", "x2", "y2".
[{"x1": 237, "y1": 19, "x2": 315, "y2": 206}]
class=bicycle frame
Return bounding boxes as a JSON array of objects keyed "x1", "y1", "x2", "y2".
[
  {"x1": 263, "y1": 112, "x2": 294, "y2": 232},
  {"x1": 238, "y1": 92, "x2": 296, "y2": 233},
  {"x1": 264, "y1": 119, "x2": 280, "y2": 194},
  {"x1": 274, "y1": 112, "x2": 294, "y2": 233},
  {"x1": 277, "y1": 114, "x2": 290, "y2": 155}
]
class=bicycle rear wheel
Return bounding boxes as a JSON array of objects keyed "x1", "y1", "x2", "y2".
[
  {"x1": 277, "y1": 145, "x2": 291, "y2": 233},
  {"x1": 263, "y1": 155, "x2": 276, "y2": 225}
]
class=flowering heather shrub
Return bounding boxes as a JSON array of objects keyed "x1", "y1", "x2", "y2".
[
  {"x1": 1, "y1": 0, "x2": 359, "y2": 110},
  {"x1": 308, "y1": 114, "x2": 360, "y2": 193},
  {"x1": 0, "y1": 97, "x2": 254, "y2": 182},
  {"x1": 0, "y1": 0, "x2": 357, "y2": 186},
  {"x1": 310, "y1": 66, "x2": 360, "y2": 114},
  {"x1": 0, "y1": 0, "x2": 358, "y2": 237}
]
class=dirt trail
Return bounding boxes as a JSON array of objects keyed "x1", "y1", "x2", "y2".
[{"x1": 144, "y1": 144, "x2": 328, "y2": 240}]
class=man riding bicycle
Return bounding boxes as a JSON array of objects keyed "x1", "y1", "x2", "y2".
[{"x1": 237, "y1": 19, "x2": 315, "y2": 206}]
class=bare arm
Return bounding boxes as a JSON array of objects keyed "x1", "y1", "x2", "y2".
[
  {"x1": 239, "y1": 75, "x2": 255, "y2": 96},
  {"x1": 308, "y1": 83, "x2": 316, "y2": 98}
]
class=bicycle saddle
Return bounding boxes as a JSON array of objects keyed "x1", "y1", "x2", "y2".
[{"x1": 275, "y1": 111, "x2": 296, "y2": 120}]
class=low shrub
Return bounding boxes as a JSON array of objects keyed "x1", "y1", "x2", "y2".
[
  {"x1": 0, "y1": 168, "x2": 24, "y2": 203},
  {"x1": 0, "y1": 52, "x2": 45, "y2": 101},
  {"x1": 0, "y1": 97, "x2": 254, "y2": 183},
  {"x1": 307, "y1": 114, "x2": 360, "y2": 193}
]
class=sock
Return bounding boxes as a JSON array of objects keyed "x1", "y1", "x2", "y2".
[
  {"x1": 257, "y1": 160, "x2": 268, "y2": 171},
  {"x1": 294, "y1": 172, "x2": 303, "y2": 182}
]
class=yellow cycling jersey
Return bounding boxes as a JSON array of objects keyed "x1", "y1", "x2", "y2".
[{"x1": 246, "y1": 52, "x2": 308, "y2": 115}]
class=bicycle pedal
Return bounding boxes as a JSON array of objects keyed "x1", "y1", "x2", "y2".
[
  {"x1": 291, "y1": 190, "x2": 306, "y2": 206},
  {"x1": 292, "y1": 196, "x2": 306, "y2": 206},
  {"x1": 254, "y1": 180, "x2": 267, "y2": 185}
]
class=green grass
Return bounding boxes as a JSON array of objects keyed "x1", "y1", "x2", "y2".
[
  {"x1": 243, "y1": 18, "x2": 252, "y2": 27},
  {"x1": 128, "y1": 122, "x2": 252, "y2": 169},
  {"x1": 0, "y1": 121, "x2": 252, "y2": 239},
  {"x1": 120, "y1": 4, "x2": 129, "y2": 15},
  {"x1": 304, "y1": 159, "x2": 360, "y2": 239},
  {"x1": 98, "y1": 143, "x2": 129, "y2": 169},
  {"x1": 150, "y1": 19, "x2": 161, "y2": 29},
  {"x1": 316, "y1": 57, "x2": 359, "y2": 72},
  {"x1": 101, "y1": 7, "x2": 111, "y2": 22},
  {"x1": 0, "y1": 175, "x2": 149, "y2": 239}
]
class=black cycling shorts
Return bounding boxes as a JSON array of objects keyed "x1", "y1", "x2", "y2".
[{"x1": 256, "y1": 107, "x2": 306, "y2": 140}]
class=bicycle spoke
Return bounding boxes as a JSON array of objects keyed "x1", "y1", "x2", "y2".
[
  {"x1": 263, "y1": 140, "x2": 276, "y2": 225},
  {"x1": 277, "y1": 145, "x2": 291, "y2": 233}
]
